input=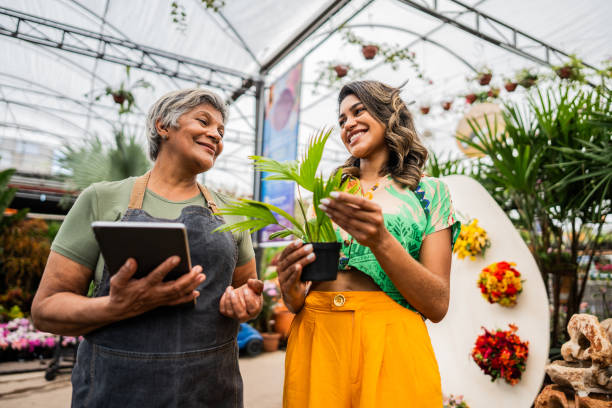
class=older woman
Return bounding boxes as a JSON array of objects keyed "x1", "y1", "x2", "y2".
[{"x1": 32, "y1": 88, "x2": 262, "y2": 407}]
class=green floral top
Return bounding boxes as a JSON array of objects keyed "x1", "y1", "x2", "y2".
[{"x1": 336, "y1": 175, "x2": 460, "y2": 311}]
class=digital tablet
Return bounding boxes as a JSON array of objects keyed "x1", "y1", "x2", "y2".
[{"x1": 91, "y1": 221, "x2": 192, "y2": 281}]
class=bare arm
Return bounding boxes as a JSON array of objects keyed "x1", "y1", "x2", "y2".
[
  {"x1": 320, "y1": 192, "x2": 452, "y2": 322},
  {"x1": 31, "y1": 251, "x2": 205, "y2": 336}
]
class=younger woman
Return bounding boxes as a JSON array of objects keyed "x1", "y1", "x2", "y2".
[{"x1": 277, "y1": 80, "x2": 460, "y2": 407}]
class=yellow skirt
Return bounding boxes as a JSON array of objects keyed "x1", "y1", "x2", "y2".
[{"x1": 283, "y1": 291, "x2": 442, "y2": 408}]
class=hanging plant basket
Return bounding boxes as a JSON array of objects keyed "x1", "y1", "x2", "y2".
[
  {"x1": 487, "y1": 87, "x2": 500, "y2": 99},
  {"x1": 556, "y1": 65, "x2": 573, "y2": 79},
  {"x1": 112, "y1": 92, "x2": 127, "y2": 105},
  {"x1": 333, "y1": 65, "x2": 349, "y2": 78},
  {"x1": 478, "y1": 72, "x2": 492, "y2": 85},
  {"x1": 504, "y1": 81, "x2": 518, "y2": 92},
  {"x1": 465, "y1": 93, "x2": 478, "y2": 104},
  {"x1": 361, "y1": 45, "x2": 379, "y2": 60},
  {"x1": 441, "y1": 101, "x2": 453, "y2": 111}
]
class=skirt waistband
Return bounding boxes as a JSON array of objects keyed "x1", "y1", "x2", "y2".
[{"x1": 305, "y1": 290, "x2": 403, "y2": 312}]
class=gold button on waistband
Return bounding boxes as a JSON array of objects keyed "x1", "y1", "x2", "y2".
[{"x1": 333, "y1": 294, "x2": 346, "y2": 307}]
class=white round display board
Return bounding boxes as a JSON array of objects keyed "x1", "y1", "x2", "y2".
[{"x1": 426, "y1": 175, "x2": 549, "y2": 408}]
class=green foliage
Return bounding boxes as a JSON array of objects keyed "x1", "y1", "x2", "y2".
[
  {"x1": 0, "y1": 220, "x2": 51, "y2": 314},
  {"x1": 215, "y1": 129, "x2": 347, "y2": 242},
  {"x1": 426, "y1": 151, "x2": 470, "y2": 178},
  {"x1": 0, "y1": 168, "x2": 28, "y2": 232},
  {"x1": 89, "y1": 66, "x2": 153, "y2": 115},
  {"x1": 170, "y1": 0, "x2": 225, "y2": 31},
  {"x1": 457, "y1": 83, "x2": 611, "y2": 345},
  {"x1": 0, "y1": 304, "x2": 23, "y2": 322},
  {"x1": 59, "y1": 128, "x2": 150, "y2": 191}
]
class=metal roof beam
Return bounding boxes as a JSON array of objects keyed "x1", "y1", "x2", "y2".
[
  {"x1": 259, "y1": 0, "x2": 353, "y2": 75},
  {"x1": 0, "y1": 6, "x2": 257, "y2": 93},
  {"x1": 396, "y1": 0, "x2": 600, "y2": 70}
]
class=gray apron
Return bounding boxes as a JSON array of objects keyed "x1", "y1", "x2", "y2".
[{"x1": 71, "y1": 173, "x2": 242, "y2": 407}]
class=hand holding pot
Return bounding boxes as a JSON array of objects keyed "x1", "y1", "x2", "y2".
[
  {"x1": 319, "y1": 191, "x2": 391, "y2": 249},
  {"x1": 276, "y1": 240, "x2": 315, "y2": 313}
]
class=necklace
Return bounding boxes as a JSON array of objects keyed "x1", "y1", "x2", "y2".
[{"x1": 338, "y1": 174, "x2": 391, "y2": 270}]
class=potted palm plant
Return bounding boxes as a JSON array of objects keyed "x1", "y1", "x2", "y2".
[{"x1": 215, "y1": 129, "x2": 357, "y2": 281}]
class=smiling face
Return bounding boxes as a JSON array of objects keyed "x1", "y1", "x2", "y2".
[
  {"x1": 338, "y1": 94, "x2": 388, "y2": 160},
  {"x1": 156, "y1": 103, "x2": 224, "y2": 173}
]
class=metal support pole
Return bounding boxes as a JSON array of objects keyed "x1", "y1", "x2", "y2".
[{"x1": 252, "y1": 80, "x2": 266, "y2": 276}]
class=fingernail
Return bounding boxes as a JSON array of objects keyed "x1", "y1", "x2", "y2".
[
  {"x1": 293, "y1": 239, "x2": 302, "y2": 246},
  {"x1": 231, "y1": 291, "x2": 237, "y2": 298},
  {"x1": 194, "y1": 291, "x2": 200, "y2": 298},
  {"x1": 124, "y1": 259, "x2": 132, "y2": 268},
  {"x1": 198, "y1": 274, "x2": 205, "y2": 282},
  {"x1": 320, "y1": 198, "x2": 330, "y2": 205},
  {"x1": 306, "y1": 253, "x2": 315, "y2": 261},
  {"x1": 330, "y1": 192, "x2": 340, "y2": 198},
  {"x1": 172, "y1": 256, "x2": 180, "y2": 265},
  {"x1": 318, "y1": 204, "x2": 328, "y2": 211},
  {"x1": 303, "y1": 244, "x2": 313, "y2": 252}
]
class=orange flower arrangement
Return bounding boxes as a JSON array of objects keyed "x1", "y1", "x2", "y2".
[
  {"x1": 478, "y1": 261, "x2": 523, "y2": 307},
  {"x1": 471, "y1": 324, "x2": 529, "y2": 385}
]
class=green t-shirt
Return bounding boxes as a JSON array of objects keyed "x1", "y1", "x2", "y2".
[{"x1": 51, "y1": 177, "x2": 254, "y2": 283}]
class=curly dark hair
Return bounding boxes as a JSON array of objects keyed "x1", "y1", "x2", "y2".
[{"x1": 336, "y1": 80, "x2": 427, "y2": 191}]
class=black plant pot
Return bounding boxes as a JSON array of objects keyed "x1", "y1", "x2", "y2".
[{"x1": 300, "y1": 242, "x2": 341, "y2": 282}]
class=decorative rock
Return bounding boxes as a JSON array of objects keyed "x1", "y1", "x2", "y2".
[
  {"x1": 544, "y1": 314, "x2": 612, "y2": 396},
  {"x1": 535, "y1": 384, "x2": 612, "y2": 408},
  {"x1": 534, "y1": 384, "x2": 571, "y2": 407}
]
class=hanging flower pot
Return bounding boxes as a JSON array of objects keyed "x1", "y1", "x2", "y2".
[
  {"x1": 465, "y1": 93, "x2": 478, "y2": 104},
  {"x1": 361, "y1": 45, "x2": 379, "y2": 60},
  {"x1": 333, "y1": 65, "x2": 349, "y2": 78},
  {"x1": 478, "y1": 72, "x2": 492, "y2": 85},
  {"x1": 420, "y1": 106, "x2": 431, "y2": 115},
  {"x1": 487, "y1": 87, "x2": 500, "y2": 99},
  {"x1": 441, "y1": 101, "x2": 453, "y2": 111},
  {"x1": 556, "y1": 65, "x2": 573, "y2": 79},
  {"x1": 504, "y1": 81, "x2": 518, "y2": 92},
  {"x1": 112, "y1": 92, "x2": 127, "y2": 105}
]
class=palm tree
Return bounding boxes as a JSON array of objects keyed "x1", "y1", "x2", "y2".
[{"x1": 59, "y1": 128, "x2": 150, "y2": 191}]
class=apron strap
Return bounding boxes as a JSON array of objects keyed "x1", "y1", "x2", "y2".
[
  {"x1": 197, "y1": 183, "x2": 220, "y2": 214},
  {"x1": 127, "y1": 171, "x2": 220, "y2": 214},
  {"x1": 128, "y1": 171, "x2": 151, "y2": 210}
]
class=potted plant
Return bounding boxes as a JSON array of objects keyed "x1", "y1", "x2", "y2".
[
  {"x1": 215, "y1": 129, "x2": 357, "y2": 282},
  {"x1": 361, "y1": 44, "x2": 379, "y2": 60},
  {"x1": 333, "y1": 64, "x2": 349, "y2": 78},
  {"x1": 475, "y1": 68, "x2": 492, "y2": 85},
  {"x1": 515, "y1": 68, "x2": 538, "y2": 89},
  {"x1": 487, "y1": 87, "x2": 500, "y2": 99},
  {"x1": 259, "y1": 280, "x2": 282, "y2": 351},
  {"x1": 553, "y1": 55, "x2": 586, "y2": 82},
  {"x1": 504, "y1": 79, "x2": 518, "y2": 92},
  {"x1": 441, "y1": 101, "x2": 453, "y2": 111},
  {"x1": 89, "y1": 66, "x2": 153, "y2": 115}
]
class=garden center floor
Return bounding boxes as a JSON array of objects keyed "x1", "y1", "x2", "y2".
[{"x1": 0, "y1": 350, "x2": 285, "y2": 407}]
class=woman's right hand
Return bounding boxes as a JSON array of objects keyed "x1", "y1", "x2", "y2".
[
  {"x1": 107, "y1": 256, "x2": 205, "y2": 319},
  {"x1": 276, "y1": 240, "x2": 315, "y2": 313}
]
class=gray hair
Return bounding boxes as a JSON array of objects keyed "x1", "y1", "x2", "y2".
[{"x1": 145, "y1": 88, "x2": 228, "y2": 160}]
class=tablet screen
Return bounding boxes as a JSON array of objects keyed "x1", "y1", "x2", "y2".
[{"x1": 92, "y1": 221, "x2": 192, "y2": 281}]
